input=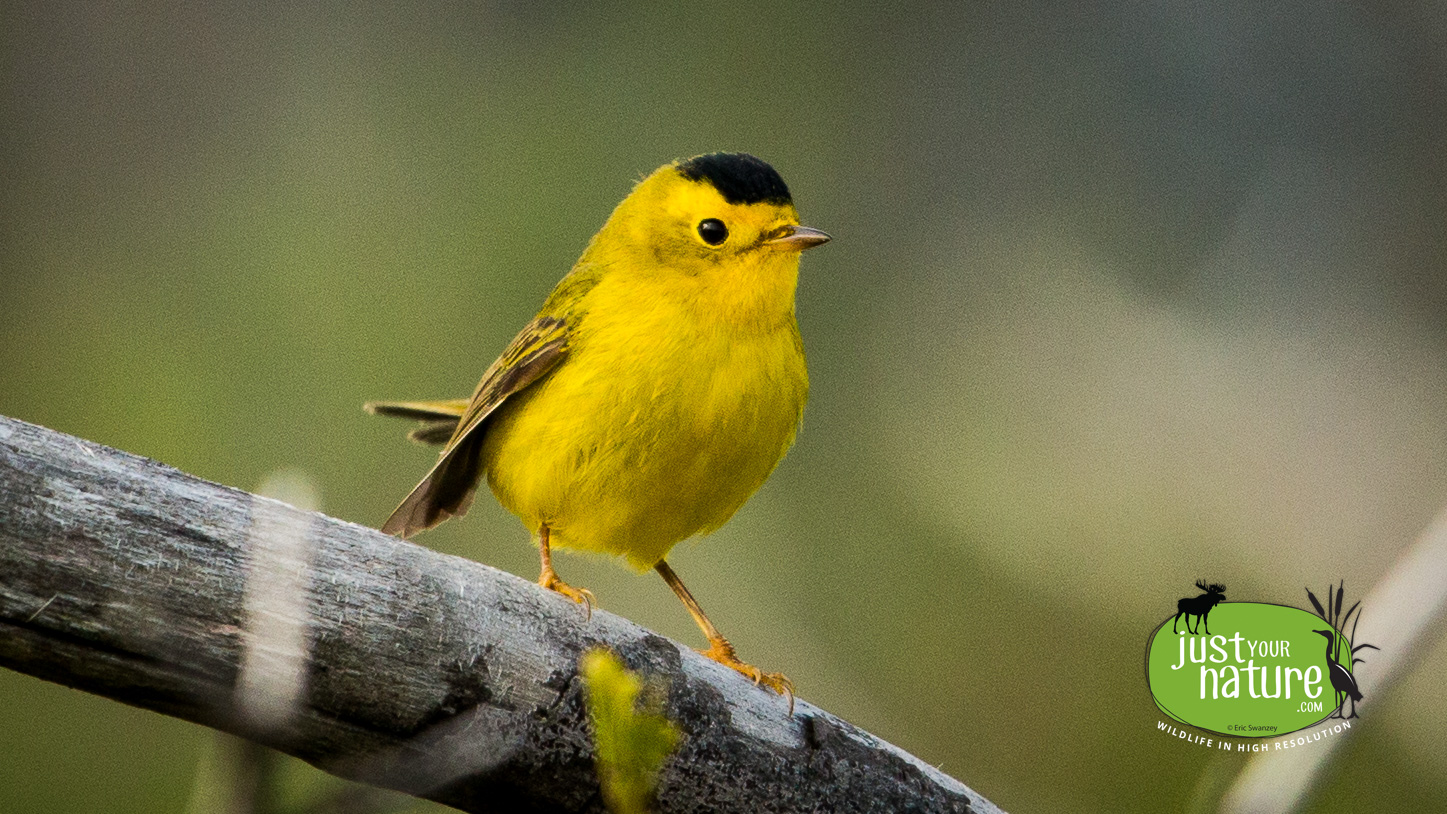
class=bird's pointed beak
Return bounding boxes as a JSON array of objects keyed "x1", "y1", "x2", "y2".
[{"x1": 763, "y1": 224, "x2": 832, "y2": 251}]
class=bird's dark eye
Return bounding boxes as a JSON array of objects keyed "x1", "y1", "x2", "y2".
[{"x1": 697, "y1": 218, "x2": 728, "y2": 246}]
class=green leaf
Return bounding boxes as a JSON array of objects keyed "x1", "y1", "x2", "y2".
[{"x1": 581, "y1": 648, "x2": 679, "y2": 814}]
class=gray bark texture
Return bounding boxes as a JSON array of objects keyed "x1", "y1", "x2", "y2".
[{"x1": 0, "y1": 415, "x2": 1003, "y2": 814}]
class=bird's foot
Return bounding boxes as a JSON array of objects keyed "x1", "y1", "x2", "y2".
[
  {"x1": 538, "y1": 568, "x2": 594, "y2": 619},
  {"x1": 700, "y1": 638, "x2": 795, "y2": 714}
]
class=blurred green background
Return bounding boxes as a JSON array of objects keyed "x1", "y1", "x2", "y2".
[{"x1": 3, "y1": 2, "x2": 1445, "y2": 812}]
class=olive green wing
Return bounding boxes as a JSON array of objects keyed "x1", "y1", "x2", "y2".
[{"x1": 380, "y1": 315, "x2": 569, "y2": 538}]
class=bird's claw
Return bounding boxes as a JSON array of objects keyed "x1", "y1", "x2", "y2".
[
  {"x1": 699, "y1": 641, "x2": 795, "y2": 715},
  {"x1": 539, "y1": 571, "x2": 595, "y2": 620}
]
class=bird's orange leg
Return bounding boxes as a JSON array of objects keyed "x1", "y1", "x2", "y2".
[
  {"x1": 537, "y1": 523, "x2": 594, "y2": 618},
  {"x1": 655, "y1": 560, "x2": 794, "y2": 713}
]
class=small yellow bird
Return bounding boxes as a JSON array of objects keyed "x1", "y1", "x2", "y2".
[{"x1": 367, "y1": 153, "x2": 829, "y2": 701}]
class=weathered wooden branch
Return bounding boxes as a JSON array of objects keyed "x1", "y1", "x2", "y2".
[{"x1": 0, "y1": 415, "x2": 1002, "y2": 813}]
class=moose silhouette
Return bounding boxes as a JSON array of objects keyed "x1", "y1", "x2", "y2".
[{"x1": 1173, "y1": 581, "x2": 1226, "y2": 635}]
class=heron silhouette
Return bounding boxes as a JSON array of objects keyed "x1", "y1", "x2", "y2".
[{"x1": 1312, "y1": 629, "x2": 1363, "y2": 719}]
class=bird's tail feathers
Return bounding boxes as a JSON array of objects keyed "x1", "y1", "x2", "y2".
[
  {"x1": 365, "y1": 399, "x2": 468, "y2": 446},
  {"x1": 380, "y1": 433, "x2": 484, "y2": 538}
]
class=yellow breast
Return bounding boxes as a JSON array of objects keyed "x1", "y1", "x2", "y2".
[{"x1": 479, "y1": 263, "x2": 808, "y2": 569}]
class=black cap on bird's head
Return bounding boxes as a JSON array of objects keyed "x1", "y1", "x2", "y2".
[{"x1": 676, "y1": 153, "x2": 793, "y2": 207}]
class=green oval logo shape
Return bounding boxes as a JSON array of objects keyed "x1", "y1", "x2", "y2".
[{"x1": 1146, "y1": 603, "x2": 1351, "y2": 737}]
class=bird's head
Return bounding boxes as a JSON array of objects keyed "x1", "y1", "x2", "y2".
[
  {"x1": 1312, "y1": 629, "x2": 1337, "y2": 641},
  {"x1": 586, "y1": 153, "x2": 830, "y2": 329}
]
